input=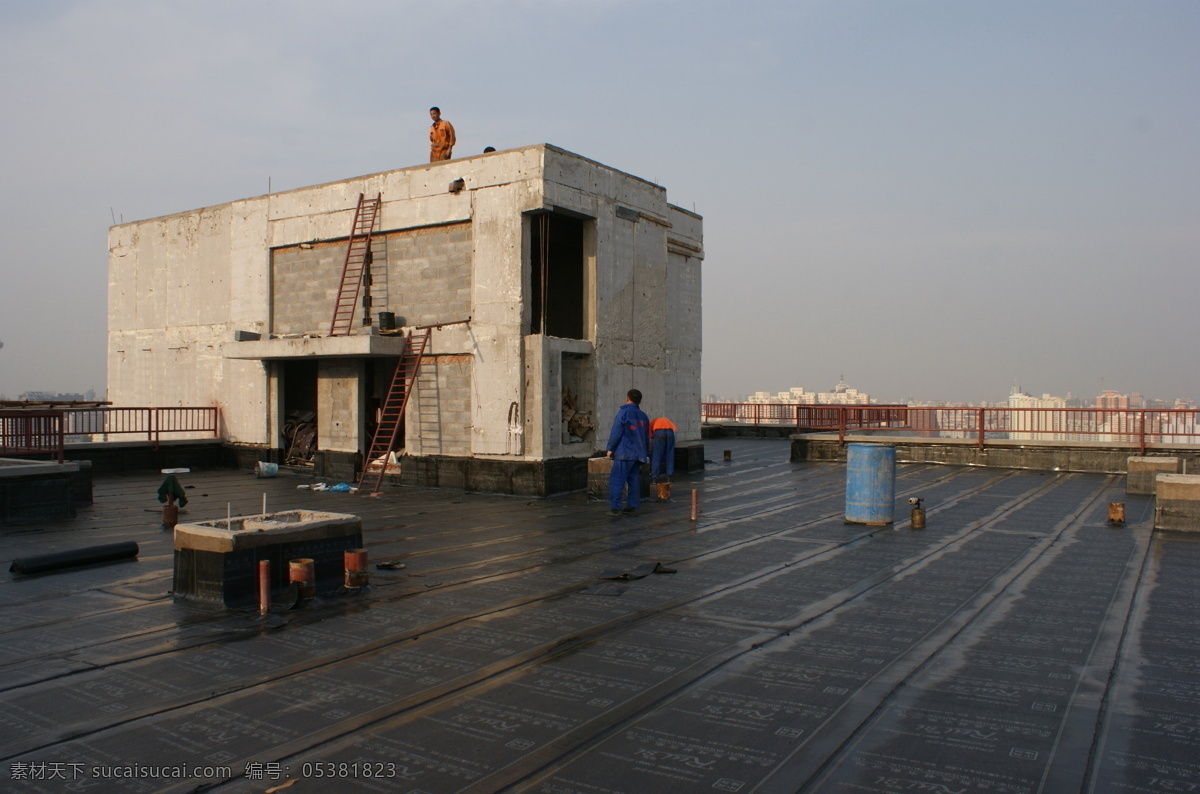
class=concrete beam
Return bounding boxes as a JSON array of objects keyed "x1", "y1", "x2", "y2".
[
  {"x1": 1155, "y1": 473, "x2": 1200, "y2": 531},
  {"x1": 1127, "y1": 456, "x2": 1181, "y2": 495}
]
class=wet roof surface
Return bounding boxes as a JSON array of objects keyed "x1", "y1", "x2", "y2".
[{"x1": 1, "y1": 439, "x2": 1195, "y2": 793}]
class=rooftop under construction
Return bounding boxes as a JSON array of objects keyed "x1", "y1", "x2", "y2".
[
  {"x1": 1, "y1": 438, "x2": 1193, "y2": 793},
  {"x1": 107, "y1": 144, "x2": 704, "y2": 497}
]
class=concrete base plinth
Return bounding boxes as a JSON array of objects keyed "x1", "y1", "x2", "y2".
[
  {"x1": 1154, "y1": 474, "x2": 1200, "y2": 531},
  {"x1": 173, "y1": 510, "x2": 363, "y2": 607},
  {"x1": 1127, "y1": 456, "x2": 1181, "y2": 495},
  {"x1": 400, "y1": 455, "x2": 589, "y2": 496},
  {"x1": 674, "y1": 444, "x2": 705, "y2": 473},
  {"x1": 587, "y1": 457, "x2": 651, "y2": 503},
  {"x1": 790, "y1": 434, "x2": 1200, "y2": 475},
  {"x1": 0, "y1": 459, "x2": 84, "y2": 525}
]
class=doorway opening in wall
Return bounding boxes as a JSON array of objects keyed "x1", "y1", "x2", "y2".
[
  {"x1": 530, "y1": 211, "x2": 588, "y2": 339},
  {"x1": 282, "y1": 360, "x2": 318, "y2": 466},
  {"x1": 364, "y1": 358, "x2": 405, "y2": 469}
]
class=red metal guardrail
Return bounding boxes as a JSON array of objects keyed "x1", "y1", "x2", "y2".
[
  {"x1": 700, "y1": 403, "x2": 1200, "y2": 454},
  {"x1": 1, "y1": 407, "x2": 220, "y2": 458},
  {"x1": 0, "y1": 411, "x2": 65, "y2": 462}
]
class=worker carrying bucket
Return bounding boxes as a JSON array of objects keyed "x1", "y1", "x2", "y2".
[{"x1": 650, "y1": 416, "x2": 677, "y2": 500}]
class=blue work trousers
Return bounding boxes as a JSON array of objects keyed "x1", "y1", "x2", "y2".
[
  {"x1": 650, "y1": 429, "x2": 675, "y2": 479},
  {"x1": 609, "y1": 459, "x2": 643, "y2": 511}
]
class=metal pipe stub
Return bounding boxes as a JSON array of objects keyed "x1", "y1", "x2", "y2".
[
  {"x1": 258, "y1": 560, "x2": 270, "y2": 616},
  {"x1": 656, "y1": 482, "x2": 671, "y2": 501},
  {"x1": 910, "y1": 507, "x2": 926, "y2": 529},
  {"x1": 344, "y1": 548, "x2": 369, "y2": 588},
  {"x1": 159, "y1": 503, "x2": 179, "y2": 532},
  {"x1": 1108, "y1": 502, "x2": 1126, "y2": 526},
  {"x1": 288, "y1": 558, "x2": 316, "y2": 601}
]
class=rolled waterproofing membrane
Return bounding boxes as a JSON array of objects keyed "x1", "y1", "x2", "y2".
[{"x1": 9, "y1": 542, "x2": 140, "y2": 575}]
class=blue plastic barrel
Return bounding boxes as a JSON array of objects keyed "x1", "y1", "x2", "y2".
[{"x1": 845, "y1": 443, "x2": 896, "y2": 525}]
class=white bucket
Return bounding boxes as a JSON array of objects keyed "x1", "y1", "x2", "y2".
[{"x1": 256, "y1": 461, "x2": 279, "y2": 478}]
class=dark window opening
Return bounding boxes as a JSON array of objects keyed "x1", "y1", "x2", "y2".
[{"x1": 530, "y1": 212, "x2": 586, "y2": 339}]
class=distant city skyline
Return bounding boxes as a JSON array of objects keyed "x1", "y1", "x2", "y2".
[
  {"x1": 5, "y1": 380, "x2": 1195, "y2": 410},
  {"x1": 705, "y1": 380, "x2": 1196, "y2": 408},
  {"x1": 1, "y1": 2, "x2": 1196, "y2": 404}
]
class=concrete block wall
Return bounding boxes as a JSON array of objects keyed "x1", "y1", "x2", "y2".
[
  {"x1": 385, "y1": 222, "x2": 473, "y2": 328},
  {"x1": 409, "y1": 355, "x2": 472, "y2": 457},
  {"x1": 271, "y1": 240, "x2": 344, "y2": 334},
  {"x1": 271, "y1": 223, "x2": 473, "y2": 335}
]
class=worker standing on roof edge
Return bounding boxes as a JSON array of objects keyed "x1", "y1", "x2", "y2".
[
  {"x1": 605, "y1": 389, "x2": 651, "y2": 515},
  {"x1": 429, "y1": 107, "x2": 455, "y2": 161}
]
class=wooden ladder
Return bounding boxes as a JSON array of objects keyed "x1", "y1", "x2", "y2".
[
  {"x1": 359, "y1": 328, "x2": 430, "y2": 494},
  {"x1": 329, "y1": 193, "x2": 382, "y2": 336}
]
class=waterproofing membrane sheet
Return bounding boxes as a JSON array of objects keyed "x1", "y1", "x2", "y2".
[{"x1": 0, "y1": 440, "x2": 1190, "y2": 793}]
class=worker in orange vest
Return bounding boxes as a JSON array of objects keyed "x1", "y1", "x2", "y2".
[
  {"x1": 649, "y1": 416, "x2": 676, "y2": 499},
  {"x1": 429, "y1": 107, "x2": 456, "y2": 161}
]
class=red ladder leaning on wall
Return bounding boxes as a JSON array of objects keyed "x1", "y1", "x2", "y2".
[
  {"x1": 359, "y1": 328, "x2": 430, "y2": 494},
  {"x1": 329, "y1": 193, "x2": 382, "y2": 337}
]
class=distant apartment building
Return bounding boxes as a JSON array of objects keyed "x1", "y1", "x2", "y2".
[
  {"x1": 1091, "y1": 391, "x2": 1200, "y2": 444},
  {"x1": 1095, "y1": 390, "x2": 1145, "y2": 410},
  {"x1": 1007, "y1": 388, "x2": 1068, "y2": 441},
  {"x1": 1091, "y1": 391, "x2": 1145, "y2": 443}
]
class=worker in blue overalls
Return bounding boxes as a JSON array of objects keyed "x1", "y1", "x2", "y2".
[{"x1": 605, "y1": 388, "x2": 651, "y2": 515}]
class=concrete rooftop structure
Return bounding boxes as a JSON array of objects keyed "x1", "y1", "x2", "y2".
[
  {"x1": 107, "y1": 144, "x2": 703, "y2": 494},
  {"x1": 1, "y1": 439, "x2": 1195, "y2": 793}
]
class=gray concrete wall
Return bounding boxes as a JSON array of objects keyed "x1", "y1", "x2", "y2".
[
  {"x1": 523, "y1": 336, "x2": 597, "y2": 461},
  {"x1": 469, "y1": 180, "x2": 536, "y2": 456},
  {"x1": 108, "y1": 144, "x2": 702, "y2": 477},
  {"x1": 108, "y1": 201, "x2": 271, "y2": 445},
  {"x1": 108, "y1": 149, "x2": 535, "y2": 446},
  {"x1": 317, "y1": 359, "x2": 362, "y2": 454},
  {"x1": 541, "y1": 150, "x2": 704, "y2": 456}
]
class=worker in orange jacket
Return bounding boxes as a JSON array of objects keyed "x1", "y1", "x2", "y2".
[
  {"x1": 429, "y1": 106, "x2": 456, "y2": 161},
  {"x1": 649, "y1": 416, "x2": 676, "y2": 482}
]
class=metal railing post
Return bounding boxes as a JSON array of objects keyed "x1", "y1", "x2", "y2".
[{"x1": 978, "y1": 408, "x2": 986, "y2": 450}]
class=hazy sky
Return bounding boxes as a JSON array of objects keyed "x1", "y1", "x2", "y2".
[{"x1": 1, "y1": 1, "x2": 1196, "y2": 404}]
